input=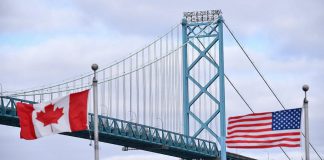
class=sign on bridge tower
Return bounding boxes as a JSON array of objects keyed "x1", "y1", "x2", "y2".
[{"x1": 182, "y1": 10, "x2": 226, "y2": 160}]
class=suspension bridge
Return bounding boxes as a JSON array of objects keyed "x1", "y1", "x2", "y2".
[{"x1": 0, "y1": 10, "x2": 322, "y2": 160}]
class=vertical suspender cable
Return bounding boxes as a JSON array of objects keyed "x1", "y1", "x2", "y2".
[
  {"x1": 171, "y1": 29, "x2": 176, "y2": 132},
  {"x1": 154, "y1": 42, "x2": 158, "y2": 127},
  {"x1": 58, "y1": 85, "x2": 61, "y2": 97},
  {"x1": 109, "y1": 67, "x2": 112, "y2": 117},
  {"x1": 65, "y1": 83, "x2": 68, "y2": 95},
  {"x1": 40, "y1": 90, "x2": 43, "y2": 103},
  {"x1": 164, "y1": 38, "x2": 168, "y2": 129},
  {"x1": 50, "y1": 88, "x2": 53, "y2": 100},
  {"x1": 116, "y1": 63, "x2": 119, "y2": 118},
  {"x1": 176, "y1": 25, "x2": 180, "y2": 133},
  {"x1": 142, "y1": 50, "x2": 146, "y2": 124},
  {"x1": 165, "y1": 52, "x2": 171, "y2": 130},
  {"x1": 160, "y1": 37, "x2": 166, "y2": 127},
  {"x1": 171, "y1": 41, "x2": 174, "y2": 131},
  {"x1": 73, "y1": 80, "x2": 76, "y2": 93},
  {"x1": 129, "y1": 56, "x2": 133, "y2": 121},
  {"x1": 165, "y1": 34, "x2": 169, "y2": 130},
  {"x1": 102, "y1": 70, "x2": 106, "y2": 116},
  {"x1": 178, "y1": 25, "x2": 183, "y2": 133},
  {"x1": 160, "y1": 38, "x2": 164, "y2": 127},
  {"x1": 174, "y1": 27, "x2": 178, "y2": 132},
  {"x1": 123, "y1": 60, "x2": 126, "y2": 120},
  {"x1": 172, "y1": 29, "x2": 176, "y2": 132},
  {"x1": 149, "y1": 46, "x2": 153, "y2": 126},
  {"x1": 169, "y1": 35, "x2": 172, "y2": 130},
  {"x1": 88, "y1": 76, "x2": 92, "y2": 113},
  {"x1": 136, "y1": 53, "x2": 139, "y2": 123}
]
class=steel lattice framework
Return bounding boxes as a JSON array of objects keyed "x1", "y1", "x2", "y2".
[
  {"x1": 182, "y1": 15, "x2": 227, "y2": 159},
  {"x1": 0, "y1": 96, "x2": 256, "y2": 160}
]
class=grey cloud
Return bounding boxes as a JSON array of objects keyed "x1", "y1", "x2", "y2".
[
  {"x1": 1, "y1": 0, "x2": 324, "y2": 159},
  {"x1": 0, "y1": 34, "x2": 149, "y2": 91},
  {"x1": 0, "y1": 0, "x2": 89, "y2": 33}
]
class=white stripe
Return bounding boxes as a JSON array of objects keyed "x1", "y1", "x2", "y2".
[
  {"x1": 227, "y1": 129, "x2": 300, "y2": 137},
  {"x1": 229, "y1": 113, "x2": 272, "y2": 122},
  {"x1": 228, "y1": 119, "x2": 272, "y2": 127},
  {"x1": 227, "y1": 141, "x2": 300, "y2": 146},
  {"x1": 227, "y1": 135, "x2": 301, "y2": 141},
  {"x1": 227, "y1": 125, "x2": 271, "y2": 132}
]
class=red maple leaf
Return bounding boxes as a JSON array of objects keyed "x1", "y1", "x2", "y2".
[{"x1": 36, "y1": 104, "x2": 64, "y2": 126}]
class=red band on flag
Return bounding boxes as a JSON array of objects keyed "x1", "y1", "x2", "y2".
[
  {"x1": 17, "y1": 102, "x2": 37, "y2": 140},
  {"x1": 227, "y1": 122, "x2": 272, "y2": 130},
  {"x1": 228, "y1": 112, "x2": 271, "y2": 121},
  {"x1": 227, "y1": 144, "x2": 300, "y2": 149},
  {"x1": 69, "y1": 90, "x2": 89, "y2": 131},
  {"x1": 226, "y1": 138, "x2": 301, "y2": 144},
  {"x1": 228, "y1": 117, "x2": 272, "y2": 124}
]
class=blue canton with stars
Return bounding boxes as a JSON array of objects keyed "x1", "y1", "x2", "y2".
[{"x1": 272, "y1": 108, "x2": 302, "y2": 130}]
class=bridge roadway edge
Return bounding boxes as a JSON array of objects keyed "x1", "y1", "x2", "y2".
[
  {"x1": 0, "y1": 115, "x2": 256, "y2": 160},
  {"x1": 0, "y1": 115, "x2": 214, "y2": 159}
]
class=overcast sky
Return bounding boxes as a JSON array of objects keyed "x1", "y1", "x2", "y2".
[{"x1": 1, "y1": 0, "x2": 324, "y2": 160}]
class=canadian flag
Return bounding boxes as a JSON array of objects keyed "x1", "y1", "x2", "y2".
[{"x1": 16, "y1": 90, "x2": 90, "y2": 140}]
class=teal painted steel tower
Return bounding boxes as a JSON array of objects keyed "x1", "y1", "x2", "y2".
[{"x1": 182, "y1": 10, "x2": 226, "y2": 160}]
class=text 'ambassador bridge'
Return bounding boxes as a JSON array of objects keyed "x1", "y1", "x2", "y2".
[{"x1": 0, "y1": 10, "x2": 323, "y2": 160}]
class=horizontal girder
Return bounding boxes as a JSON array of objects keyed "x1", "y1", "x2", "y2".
[{"x1": 0, "y1": 96, "x2": 255, "y2": 160}]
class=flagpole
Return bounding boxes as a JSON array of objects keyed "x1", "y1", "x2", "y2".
[
  {"x1": 302, "y1": 84, "x2": 309, "y2": 160},
  {"x1": 92, "y1": 64, "x2": 99, "y2": 160}
]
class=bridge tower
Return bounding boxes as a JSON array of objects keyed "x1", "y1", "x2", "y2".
[{"x1": 182, "y1": 10, "x2": 226, "y2": 160}]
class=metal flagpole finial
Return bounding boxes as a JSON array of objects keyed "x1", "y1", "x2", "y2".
[
  {"x1": 302, "y1": 84, "x2": 309, "y2": 103},
  {"x1": 92, "y1": 64, "x2": 99, "y2": 71},
  {"x1": 302, "y1": 84, "x2": 309, "y2": 92}
]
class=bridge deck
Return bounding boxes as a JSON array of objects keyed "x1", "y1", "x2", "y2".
[{"x1": 0, "y1": 96, "x2": 255, "y2": 160}]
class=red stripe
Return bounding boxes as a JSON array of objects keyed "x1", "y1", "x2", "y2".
[
  {"x1": 227, "y1": 132, "x2": 301, "y2": 139},
  {"x1": 229, "y1": 112, "x2": 271, "y2": 121},
  {"x1": 69, "y1": 90, "x2": 89, "y2": 131},
  {"x1": 226, "y1": 138, "x2": 300, "y2": 144},
  {"x1": 228, "y1": 128, "x2": 272, "y2": 135},
  {"x1": 16, "y1": 102, "x2": 37, "y2": 140},
  {"x1": 228, "y1": 117, "x2": 271, "y2": 124},
  {"x1": 227, "y1": 144, "x2": 300, "y2": 149},
  {"x1": 227, "y1": 122, "x2": 272, "y2": 130}
]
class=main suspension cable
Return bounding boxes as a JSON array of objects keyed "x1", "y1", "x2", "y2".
[
  {"x1": 223, "y1": 21, "x2": 286, "y2": 110},
  {"x1": 223, "y1": 21, "x2": 323, "y2": 160},
  {"x1": 225, "y1": 74, "x2": 291, "y2": 160},
  {"x1": 198, "y1": 35, "x2": 291, "y2": 160}
]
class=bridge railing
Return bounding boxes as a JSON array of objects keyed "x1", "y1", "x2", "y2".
[
  {"x1": 89, "y1": 113, "x2": 218, "y2": 157},
  {"x1": 0, "y1": 96, "x2": 218, "y2": 157},
  {"x1": 0, "y1": 96, "x2": 37, "y2": 116}
]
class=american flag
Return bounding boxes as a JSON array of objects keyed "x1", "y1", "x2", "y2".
[{"x1": 226, "y1": 108, "x2": 302, "y2": 149}]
